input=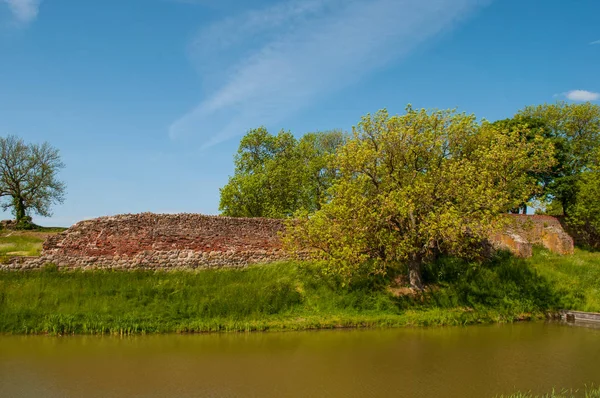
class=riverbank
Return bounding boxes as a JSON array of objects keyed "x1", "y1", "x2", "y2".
[
  {"x1": 502, "y1": 386, "x2": 600, "y2": 397},
  {"x1": 0, "y1": 248, "x2": 598, "y2": 335}
]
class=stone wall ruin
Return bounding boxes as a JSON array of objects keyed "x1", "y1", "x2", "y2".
[
  {"x1": 490, "y1": 215, "x2": 574, "y2": 257},
  {"x1": 1, "y1": 213, "x2": 575, "y2": 271},
  {"x1": 4, "y1": 213, "x2": 288, "y2": 270}
]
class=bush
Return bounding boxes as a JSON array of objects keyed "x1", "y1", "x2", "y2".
[{"x1": 14, "y1": 216, "x2": 36, "y2": 230}]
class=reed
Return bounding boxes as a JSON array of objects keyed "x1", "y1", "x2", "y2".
[{"x1": 498, "y1": 386, "x2": 600, "y2": 397}]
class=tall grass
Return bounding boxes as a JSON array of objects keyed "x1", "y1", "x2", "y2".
[
  {"x1": 420, "y1": 251, "x2": 561, "y2": 315},
  {"x1": 526, "y1": 248, "x2": 600, "y2": 312},
  {"x1": 1, "y1": 247, "x2": 598, "y2": 335},
  {"x1": 498, "y1": 386, "x2": 600, "y2": 398},
  {"x1": 1, "y1": 248, "x2": 580, "y2": 335}
]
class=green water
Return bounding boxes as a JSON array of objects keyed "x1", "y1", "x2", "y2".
[{"x1": 0, "y1": 323, "x2": 598, "y2": 398}]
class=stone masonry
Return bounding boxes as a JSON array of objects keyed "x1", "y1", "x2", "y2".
[
  {"x1": 490, "y1": 215, "x2": 574, "y2": 257},
  {"x1": 1, "y1": 213, "x2": 574, "y2": 271},
  {"x1": 2, "y1": 213, "x2": 288, "y2": 270}
]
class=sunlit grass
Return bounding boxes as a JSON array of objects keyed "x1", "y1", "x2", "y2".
[
  {"x1": 526, "y1": 248, "x2": 600, "y2": 312},
  {"x1": 0, "y1": 229, "x2": 65, "y2": 262},
  {"x1": 0, "y1": 258, "x2": 550, "y2": 335},
  {"x1": 498, "y1": 386, "x2": 600, "y2": 397},
  {"x1": 0, "y1": 233, "x2": 44, "y2": 258},
  {"x1": 0, "y1": 247, "x2": 598, "y2": 335}
]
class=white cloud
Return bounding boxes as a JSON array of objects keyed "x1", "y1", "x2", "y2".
[
  {"x1": 2, "y1": 0, "x2": 40, "y2": 23},
  {"x1": 170, "y1": 0, "x2": 490, "y2": 148},
  {"x1": 564, "y1": 90, "x2": 600, "y2": 102},
  {"x1": 591, "y1": 40, "x2": 600, "y2": 45}
]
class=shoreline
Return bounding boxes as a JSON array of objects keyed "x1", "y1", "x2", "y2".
[{"x1": 0, "y1": 317, "x2": 552, "y2": 337}]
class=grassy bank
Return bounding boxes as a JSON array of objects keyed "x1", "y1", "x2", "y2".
[
  {"x1": 2, "y1": 247, "x2": 598, "y2": 335},
  {"x1": 422, "y1": 247, "x2": 600, "y2": 314},
  {"x1": 527, "y1": 248, "x2": 600, "y2": 312},
  {"x1": 0, "y1": 262, "x2": 519, "y2": 335}
]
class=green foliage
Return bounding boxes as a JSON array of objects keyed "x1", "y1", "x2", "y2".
[
  {"x1": 492, "y1": 115, "x2": 559, "y2": 213},
  {"x1": 285, "y1": 107, "x2": 554, "y2": 288},
  {"x1": 14, "y1": 216, "x2": 36, "y2": 230},
  {"x1": 219, "y1": 128, "x2": 346, "y2": 218},
  {"x1": 516, "y1": 102, "x2": 600, "y2": 215},
  {"x1": 0, "y1": 135, "x2": 66, "y2": 222},
  {"x1": 566, "y1": 169, "x2": 600, "y2": 248}
]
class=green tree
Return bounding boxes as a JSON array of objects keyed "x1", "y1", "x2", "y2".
[
  {"x1": 0, "y1": 135, "x2": 66, "y2": 226},
  {"x1": 517, "y1": 102, "x2": 600, "y2": 215},
  {"x1": 563, "y1": 147, "x2": 600, "y2": 248},
  {"x1": 492, "y1": 115, "x2": 557, "y2": 214},
  {"x1": 566, "y1": 169, "x2": 600, "y2": 248},
  {"x1": 296, "y1": 130, "x2": 347, "y2": 210},
  {"x1": 219, "y1": 128, "x2": 346, "y2": 218},
  {"x1": 285, "y1": 107, "x2": 554, "y2": 289},
  {"x1": 219, "y1": 127, "x2": 297, "y2": 218}
]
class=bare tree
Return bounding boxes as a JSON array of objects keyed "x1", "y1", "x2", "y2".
[{"x1": 0, "y1": 135, "x2": 66, "y2": 225}]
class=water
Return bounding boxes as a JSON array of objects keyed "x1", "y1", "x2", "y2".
[{"x1": 0, "y1": 323, "x2": 598, "y2": 398}]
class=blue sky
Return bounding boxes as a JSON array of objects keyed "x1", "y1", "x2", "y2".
[{"x1": 0, "y1": 0, "x2": 598, "y2": 226}]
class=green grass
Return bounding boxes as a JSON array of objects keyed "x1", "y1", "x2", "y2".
[
  {"x1": 0, "y1": 233, "x2": 45, "y2": 259},
  {"x1": 30, "y1": 226, "x2": 68, "y2": 233},
  {"x1": 0, "y1": 229, "x2": 65, "y2": 262},
  {"x1": 0, "y1": 255, "x2": 556, "y2": 335},
  {"x1": 0, "y1": 247, "x2": 598, "y2": 335},
  {"x1": 498, "y1": 386, "x2": 600, "y2": 397},
  {"x1": 526, "y1": 248, "x2": 600, "y2": 312}
]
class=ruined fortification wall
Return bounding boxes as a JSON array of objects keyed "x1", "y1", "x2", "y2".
[
  {"x1": 1, "y1": 213, "x2": 574, "y2": 271},
  {"x1": 490, "y1": 215, "x2": 574, "y2": 257},
  {"x1": 3, "y1": 213, "x2": 288, "y2": 270}
]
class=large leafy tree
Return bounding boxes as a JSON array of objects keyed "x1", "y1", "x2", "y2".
[
  {"x1": 0, "y1": 135, "x2": 66, "y2": 225},
  {"x1": 567, "y1": 169, "x2": 600, "y2": 249},
  {"x1": 563, "y1": 147, "x2": 600, "y2": 248},
  {"x1": 285, "y1": 108, "x2": 554, "y2": 289},
  {"x1": 492, "y1": 115, "x2": 557, "y2": 214},
  {"x1": 219, "y1": 128, "x2": 346, "y2": 218},
  {"x1": 296, "y1": 130, "x2": 347, "y2": 210},
  {"x1": 516, "y1": 102, "x2": 600, "y2": 215}
]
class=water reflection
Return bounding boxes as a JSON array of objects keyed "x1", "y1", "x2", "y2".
[
  {"x1": 561, "y1": 320, "x2": 600, "y2": 330},
  {"x1": 0, "y1": 323, "x2": 598, "y2": 398}
]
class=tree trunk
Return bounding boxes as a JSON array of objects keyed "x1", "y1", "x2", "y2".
[
  {"x1": 15, "y1": 197, "x2": 26, "y2": 223},
  {"x1": 407, "y1": 210, "x2": 424, "y2": 290},
  {"x1": 561, "y1": 198, "x2": 568, "y2": 217},
  {"x1": 408, "y1": 257, "x2": 424, "y2": 291}
]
